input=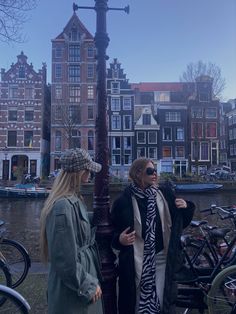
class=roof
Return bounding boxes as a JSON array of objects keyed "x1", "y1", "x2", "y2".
[{"x1": 131, "y1": 82, "x2": 187, "y2": 92}]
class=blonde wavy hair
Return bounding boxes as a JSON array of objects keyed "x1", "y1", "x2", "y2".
[
  {"x1": 129, "y1": 158, "x2": 155, "y2": 188},
  {"x1": 40, "y1": 169, "x2": 84, "y2": 262}
]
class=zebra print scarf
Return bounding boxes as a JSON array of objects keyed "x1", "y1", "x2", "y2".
[{"x1": 130, "y1": 183, "x2": 161, "y2": 314}]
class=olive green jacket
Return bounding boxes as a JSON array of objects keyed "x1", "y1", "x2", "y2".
[{"x1": 46, "y1": 195, "x2": 104, "y2": 314}]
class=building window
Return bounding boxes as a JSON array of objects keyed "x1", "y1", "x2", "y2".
[
  {"x1": 71, "y1": 130, "x2": 81, "y2": 148},
  {"x1": 162, "y1": 146, "x2": 172, "y2": 158},
  {"x1": 199, "y1": 93, "x2": 209, "y2": 102},
  {"x1": 124, "y1": 136, "x2": 131, "y2": 149},
  {"x1": 142, "y1": 114, "x2": 151, "y2": 125},
  {"x1": 176, "y1": 146, "x2": 185, "y2": 158},
  {"x1": 148, "y1": 131, "x2": 157, "y2": 144},
  {"x1": 25, "y1": 110, "x2": 34, "y2": 121},
  {"x1": 87, "y1": 64, "x2": 94, "y2": 78},
  {"x1": 69, "y1": 85, "x2": 80, "y2": 102},
  {"x1": 55, "y1": 85, "x2": 62, "y2": 99},
  {"x1": 87, "y1": 46, "x2": 94, "y2": 58},
  {"x1": 123, "y1": 115, "x2": 131, "y2": 130},
  {"x1": 111, "y1": 115, "x2": 121, "y2": 130},
  {"x1": 191, "y1": 108, "x2": 203, "y2": 118},
  {"x1": 112, "y1": 137, "x2": 121, "y2": 149},
  {"x1": 112, "y1": 154, "x2": 121, "y2": 165},
  {"x1": 19, "y1": 66, "x2": 25, "y2": 78},
  {"x1": 206, "y1": 122, "x2": 217, "y2": 138},
  {"x1": 9, "y1": 86, "x2": 18, "y2": 98},
  {"x1": 137, "y1": 147, "x2": 146, "y2": 157},
  {"x1": 88, "y1": 105, "x2": 94, "y2": 120},
  {"x1": 69, "y1": 27, "x2": 80, "y2": 41},
  {"x1": 176, "y1": 127, "x2": 184, "y2": 141},
  {"x1": 8, "y1": 110, "x2": 17, "y2": 121},
  {"x1": 69, "y1": 105, "x2": 80, "y2": 124},
  {"x1": 25, "y1": 87, "x2": 34, "y2": 99},
  {"x1": 55, "y1": 130, "x2": 62, "y2": 151},
  {"x1": 88, "y1": 130, "x2": 94, "y2": 150},
  {"x1": 149, "y1": 147, "x2": 157, "y2": 159},
  {"x1": 69, "y1": 44, "x2": 80, "y2": 62},
  {"x1": 137, "y1": 132, "x2": 146, "y2": 144},
  {"x1": 111, "y1": 98, "x2": 120, "y2": 111},
  {"x1": 200, "y1": 142, "x2": 209, "y2": 160},
  {"x1": 154, "y1": 91, "x2": 170, "y2": 102},
  {"x1": 191, "y1": 123, "x2": 203, "y2": 138},
  {"x1": 123, "y1": 97, "x2": 131, "y2": 110},
  {"x1": 161, "y1": 161, "x2": 173, "y2": 173},
  {"x1": 206, "y1": 108, "x2": 217, "y2": 119},
  {"x1": 7, "y1": 131, "x2": 17, "y2": 146},
  {"x1": 55, "y1": 47, "x2": 62, "y2": 58},
  {"x1": 69, "y1": 65, "x2": 80, "y2": 82},
  {"x1": 165, "y1": 112, "x2": 181, "y2": 122},
  {"x1": 124, "y1": 154, "x2": 132, "y2": 165},
  {"x1": 55, "y1": 64, "x2": 62, "y2": 79},
  {"x1": 87, "y1": 85, "x2": 94, "y2": 99},
  {"x1": 111, "y1": 82, "x2": 120, "y2": 94},
  {"x1": 163, "y1": 127, "x2": 172, "y2": 141},
  {"x1": 24, "y1": 131, "x2": 33, "y2": 147},
  {"x1": 55, "y1": 105, "x2": 62, "y2": 120}
]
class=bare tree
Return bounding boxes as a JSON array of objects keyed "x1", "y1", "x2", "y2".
[
  {"x1": 55, "y1": 104, "x2": 81, "y2": 149},
  {"x1": 180, "y1": 60, "x2": 226, "y2": 98},
  {"x1": 0, "y1": 0, "x2": 37, "y2": 43}
]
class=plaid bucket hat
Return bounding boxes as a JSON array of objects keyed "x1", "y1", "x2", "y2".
[{"x1": 59, "y1": 148, "x2": 102, "y2": 173}]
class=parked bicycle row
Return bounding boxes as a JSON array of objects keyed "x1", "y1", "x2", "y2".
[
  {"x1": 177, "y1": 204, "x2": 236, "y2": 313},
  {"x1": 0, "y1": 219, "x2": 31, "y2": 313}
]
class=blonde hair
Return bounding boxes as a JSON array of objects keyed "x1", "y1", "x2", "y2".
[
  {"x1": 129, "y1": 158, "x2": 154, "y2": 188},
  {"x1": 40, "y1": 170, "x2": 84, "y2": 262}
]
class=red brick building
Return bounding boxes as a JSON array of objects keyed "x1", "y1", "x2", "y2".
[
  {"x1": 0, "y1": 52, "x2": 50, "y2": 180},
  {"x1": 50, "y1": 12, "x2": 97, "y2": 170}
]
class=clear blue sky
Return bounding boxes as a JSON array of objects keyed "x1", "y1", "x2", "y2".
[{"x1": 1, "y1": 0, "x2": 235, "y2": 101}]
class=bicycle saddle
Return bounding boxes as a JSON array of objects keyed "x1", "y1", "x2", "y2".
[
  {"x1": 208, "y1": 227, "x2": 231, "y2": 239},
  {"x1": 190, "y1": 220, "x2": 208, "y2": 227}
]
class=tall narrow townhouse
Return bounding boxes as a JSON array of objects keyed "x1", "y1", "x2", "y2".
[
  {"x1": 0, "y1": 52, "x2": 49, "y2": 181},
  {"x1": 131, "y1": 82, "x2": 194, "y2": 175},
  {"x1": 226, "y1": 100, "x2": 236, "y2": 170},
  {"x1": 51, "y1": 11, "x2": 96, "y2": 170},
  {"x1": 188, "y1": 76, "x2": 220, "y2": 174},
  {"x1": 107, "y1": 59, "x2": 135, "y2": 179}
]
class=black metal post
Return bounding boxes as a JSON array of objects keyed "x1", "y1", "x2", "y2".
[{"x1": 73, "y1": 2, "x2": 129, "y2": 313}]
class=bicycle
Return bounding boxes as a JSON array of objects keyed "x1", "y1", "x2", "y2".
[
  {"x1": 176, "y1": 205, "x2": 236, "y2": 313},
  {"x1": 182, "y1": 204, "x2": 236, "y2": 271},
  {"x1": 0, "y1": 220, "x2": 31, "y2": 288},
  {"x1": 207, "y1": 264, "x2": 236, "y2": 314},
  {"x1": 0, "y1": 284, "x2": 30, "y2": 313}
]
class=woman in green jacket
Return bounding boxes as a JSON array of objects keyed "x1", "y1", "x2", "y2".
[{"x1": 40, "y1": 148, "x2": 104, "y2": 314}]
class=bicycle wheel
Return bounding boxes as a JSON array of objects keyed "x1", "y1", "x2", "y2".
[
  {"x1": 184, "y1": 242, "x2": 214, "y2": 269},
  {"x1": 207, "y1": 265, "x2": 236, "y2": 314},
  {"x1": 0, "y1": 259, "x2": 12, "y2": 306},
  {"x1": 0, "y1": 239, "x2": 31, "y2": 288},
  {"x1": 0, "y1": 284, "x2": 30, "y2": 313}
]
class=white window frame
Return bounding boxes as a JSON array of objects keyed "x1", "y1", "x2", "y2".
[{"x1": 137, "y1": 131, "x2": 146, "y2": 144}]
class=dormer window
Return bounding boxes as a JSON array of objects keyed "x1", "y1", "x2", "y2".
[
  {"x1": 19, "y1": 66, "x2": 25, "y2": 79},
  {"x1": 142, "y1": 114, "x2": 151, "y2": 125},
  {"x1": 69, "y1": 27, "x2": 80, "y2": 42}
]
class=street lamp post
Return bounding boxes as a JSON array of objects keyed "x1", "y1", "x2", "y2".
[{"x1": 73, "y1": 2, "x2": 129, "y2": 313}]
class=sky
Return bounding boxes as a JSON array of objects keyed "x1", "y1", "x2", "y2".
[{"x1": 0, "y1": 0, "x2": 235, "y2": 101}]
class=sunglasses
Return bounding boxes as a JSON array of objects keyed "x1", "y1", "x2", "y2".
[{"x1": 146, "y1": 167, "x2": 157, "y2": 176}]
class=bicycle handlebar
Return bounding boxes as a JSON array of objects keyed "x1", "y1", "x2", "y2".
[{"x1": 200, "y1": 205, "x2": 236, "y2": 220}]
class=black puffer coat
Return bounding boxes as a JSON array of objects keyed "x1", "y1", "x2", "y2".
[{"x1": 111, "y1": 185, "x2": 195, "y2": 314}]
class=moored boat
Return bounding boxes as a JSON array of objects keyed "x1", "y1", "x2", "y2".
[
  {"x1": 174, "y1": 183, "x2": 223, "y2": 193},
  {"x1": 0, "y1": 184, "x2": 50, "y2": 198}
]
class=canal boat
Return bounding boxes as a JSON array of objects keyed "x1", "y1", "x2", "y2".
[
  {"x1": 174, "y1": 183, "x2": 223, "y2": 193},
  {"x1": 0, "y1": 184, "x2": 49, "y2": 198}
]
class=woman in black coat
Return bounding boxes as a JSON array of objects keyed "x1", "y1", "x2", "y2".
[{"x1": 111, "y1": 158, "x2": 195, "y2": 314}]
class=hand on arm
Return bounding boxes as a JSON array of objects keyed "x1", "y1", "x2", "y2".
[
  {"x1": 175, "y1": 198, "x2": 187, "y2": 209},
  {"x1": 119, "y1": 227, "x2": 136, "y2": 246},
  {"x1": 92, "y1": 285, "x2": 102, "y2": 303}
]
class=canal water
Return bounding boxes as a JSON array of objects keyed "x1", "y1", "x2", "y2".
[{"x1": 0, "y1": 190, "x2": 236, "y2": 262}]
